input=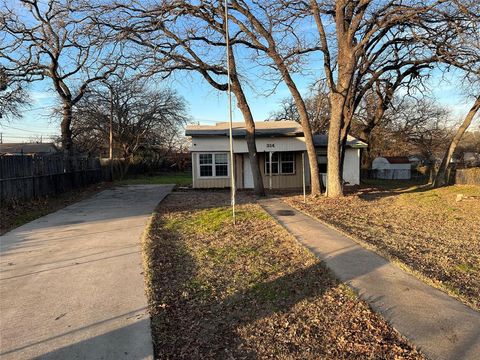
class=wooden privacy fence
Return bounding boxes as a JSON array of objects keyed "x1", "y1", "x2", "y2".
[
  {"x1": 0, "y1": 155, "x2": 103, "y2": 202},
  {"x1": 454, "y1": 167, "x2": 480, "y2": 185}
]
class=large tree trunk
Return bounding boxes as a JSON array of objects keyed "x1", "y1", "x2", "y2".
[
  {"x1": 230, "y1": 3, "x2": 321, "y2": 195},
  {"x1": 433, "y1": 95, "x2": 480, "y2": 187},
  {"x1": 269, "y1": 54, "x2": 321, "y2": 195},
  {"x1": 327, "y1": 93, "x2": 344, "y2": 197},
  {"x1": 228, "y1": 44, "x2": 265, "y2": 197},
  {"x1": 231, "y1": 82, "x2": 265, "y2": 197},
  {"x1": 61, "y1": 101, "x2": 74, "y2": 156}
]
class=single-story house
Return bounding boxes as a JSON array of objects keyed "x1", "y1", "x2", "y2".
[
  {"x1": 185, "y1": 121, "x2": 367, "y2": 190},
  {"x1": 0, "y1": 142, "x2": 59, "y2": 156},
  {"x1": 372, "y1": 156, "x2": 411, "y2": 179}
]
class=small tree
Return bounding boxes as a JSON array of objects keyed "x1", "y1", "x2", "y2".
[
  {"x1": 72, "y1": 77, "x2": 189, "y2": 177},
  {"x1": 269, "y1": 82, "x2": 330, "y2": 135}
]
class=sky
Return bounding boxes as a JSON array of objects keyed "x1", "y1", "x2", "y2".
[
  {"x1": 1, "y1": 66, "x2": 474, "y2": 145},
  {"x1": 1, "y1": 0, "x2": 477, "y2": 144}
]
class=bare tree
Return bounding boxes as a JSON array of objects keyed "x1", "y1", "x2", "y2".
[
  {"x1": 392, "y1": 99, "x2": 452, "y2": 161},
  {"x1": 0, "y1": 0, "x2": 124, "y2": 154},
  {"x1": 351, "y1": 96, "x2": 452, "y2": 169},
  {"x1": 424, "y1": 0, "x2": 480, "y2": 187},
  {"x1": 269, "y1": 82, "x2": 330, "y2": 134},
  {"x1": 353, "y1": 70, "x2": 427, "y2": 168},
  {"x1": 72, "y1": 76, "x2": 189, "y2": 176},
  {"x1": 0, "y1": 67, "x2": 29, "y2": 120},
  {"x1": 306, "y1": 0, "x2": 448, "y2": 196},
  {"x1": 182, "y1": 1, "x2": 438, "y2": 196},
  {"x1": 94, "y1": 1, "x2": 267, "y2": 196},
  {"x1": 214, "y1": 0, "x2": 324, "y2": 195}
]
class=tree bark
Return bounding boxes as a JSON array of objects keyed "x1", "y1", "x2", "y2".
[
  {"x1": 269, "y1": 53, "x2": 321, "y2": 195},
  {"x1": 230, "y1": 79, "x2": 265, "y2": 197},
  {"x1": 61, "y1": 101, "x2": 74, "y2": 156},
  {"x1": 359, "y1": 128, "x2": 374, "y2": 169},
  {"x1": 327, "y1": 93, "x2": 345, "y2": 197},
  {"x1": 227, "y1": 43, "x2": 265, "y2": 197},
  {"x1": 433, "y1": 95, "x2": 480, "y2": 187}
]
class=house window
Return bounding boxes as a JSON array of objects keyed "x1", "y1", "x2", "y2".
[
  {"x1": 214, "y1": 153, "x2": 228, "y2": 176},
  {"x1": 265, "y1": 152, "x2": 295, "y2": 175},
  {"x1": 199, "y1": 153, "x2": 229, "y2": 177},
  {"x1": 317, "y1": 149, "x2": 327, "y2": 173}
]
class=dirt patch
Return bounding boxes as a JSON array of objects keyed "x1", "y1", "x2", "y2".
[
  {"x1": 144, "y1": 190, "x2": 423, "y2": 359},
  {"x1": 284, "y1": 185, "x2": 480, "y2": 311}
]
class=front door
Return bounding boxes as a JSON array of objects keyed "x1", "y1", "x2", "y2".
[{"x1": 243, "y1": 155, "x2": 254, "y2": 188}]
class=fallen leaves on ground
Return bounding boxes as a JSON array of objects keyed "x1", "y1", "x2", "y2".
[
  {"x1": 145, "y1": 191, "x2": 423, "y2": 359},
  {"x1": 284, "y1": 185, "x2": 480, "y2": 311}
]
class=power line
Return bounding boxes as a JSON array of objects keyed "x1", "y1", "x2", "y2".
[
  {"x1": 224, "y1": 0, "x2": 236, "y2": 225},
  {"x1": 0, "y1": 124, "x2": 58, "y2": 135},
  {"x1": 1, "y1": 134, "x2": 57, "y2": 139}
]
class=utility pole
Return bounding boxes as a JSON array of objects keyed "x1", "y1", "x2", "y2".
[
  {"x1": 224, "y1": 0, "x2": 236, "y2": 225},
  {"x1": 109, "y1": 85, "x2": 114, "y2": 182}
]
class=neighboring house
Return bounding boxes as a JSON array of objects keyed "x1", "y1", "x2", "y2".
[
  {"x1": 185, "y1": 121, "x2": 367, "y2": 189},
  {"x1": 372, "y1": 156, "x2": 411, "y2": 180},
  {"x1": 0, "y1": 142, "x2": 59, "y2": 156}
]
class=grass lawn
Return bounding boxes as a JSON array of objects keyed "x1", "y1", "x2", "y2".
[
  {"x1": 115, "y1": 172, "x2": 191, "y2": 186},
  {"x1": 144, "y1": 191, "x2": 423, "y2": 359},
  {"x1": 283, "y1": 184, "x2": 480, "y2": 310},
  {"x1": 0, "y1": 182, "x2": 111, "y2": 235}
]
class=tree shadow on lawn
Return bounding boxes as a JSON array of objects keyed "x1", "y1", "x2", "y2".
[
  {"x1": 148, "y1": 234, "x2": 335, "y2": 358},
  {"x1": 147, "y1": 192, "x2": 395, "y2": 359},
  {"x1": 353, "y1": 183, "x2": 433, "y2": 202}
]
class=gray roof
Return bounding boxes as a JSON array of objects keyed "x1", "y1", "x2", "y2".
[
  {"x1": 313, "y1": 134, "x2": 367, "y2": 148},
  {"x1": 186, "y1": 121, "x2": 367, "y2": 148},
  {"x1": 0, "y1": 142, "x2": 59, "y2": 155},
  {"x1": 185, "y1": 121, "x2": 303, "y2": 137}
]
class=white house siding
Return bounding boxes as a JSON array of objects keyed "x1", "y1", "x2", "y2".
[
  {"x1": 190, "y1": 136, "x2": 363, "y2": 188},
  {"x1": 304, "y1": 148, "x2": 361, "y2": 186},
  {"x1": 190, "y1": 136, "x2": 307, "y2": 153}
]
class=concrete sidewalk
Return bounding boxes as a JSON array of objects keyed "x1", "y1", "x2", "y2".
[
  {"x1": 260, "y1": 198, "x2": 480, "y2": 360},
  {"x1": 0, "y1": 185, "x2": 173, "y2": 360}
]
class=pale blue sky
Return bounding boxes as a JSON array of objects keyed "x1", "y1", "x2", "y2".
[{"x1": 0, "y1": 65, "x2": 474, "y2": 143}]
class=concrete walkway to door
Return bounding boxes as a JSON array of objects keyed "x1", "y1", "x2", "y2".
[
  {"x1": 260, "y1": 198, "x2": 480, "y2": 360},
  {"x1": 0, "y1": 185, "x2": 173, "y2": 360}
]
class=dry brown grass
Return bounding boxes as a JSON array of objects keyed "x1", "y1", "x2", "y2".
[
  {"x1": 144, "y1": 191, "x2": 423, "y2": 359},
  {"x1": 283, "y1": 184, "x2": 480, "y2": 311}
]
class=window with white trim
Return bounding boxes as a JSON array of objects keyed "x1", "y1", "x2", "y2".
[
  {"x1": 265, "y1": 152, "x2": 295, "y2": 175},
  {"x1": 199, "y1": 153, "x2": 229, "y2": 177}
]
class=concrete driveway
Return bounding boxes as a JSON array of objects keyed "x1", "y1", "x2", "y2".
[{"x1": 0, "y1": 185, "x2": 173, "y2": 360}]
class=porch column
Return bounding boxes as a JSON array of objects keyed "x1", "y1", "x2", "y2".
[{"x1": 269, "y1": 151, "x2": 273, "y2": 190}]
